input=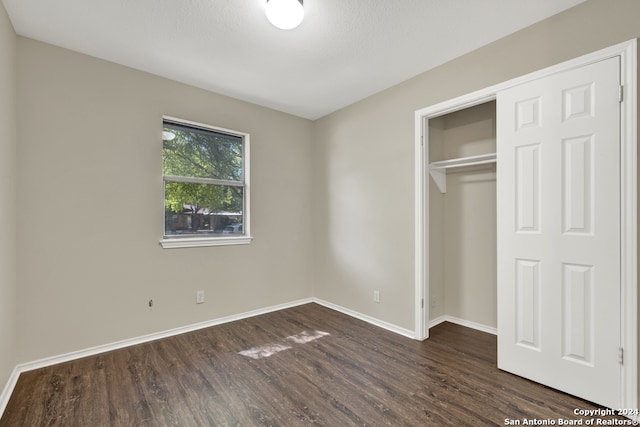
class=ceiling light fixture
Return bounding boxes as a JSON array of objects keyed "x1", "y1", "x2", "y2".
[{"x1": 265, "y1": 0, "x2": 304, "y2": 30}]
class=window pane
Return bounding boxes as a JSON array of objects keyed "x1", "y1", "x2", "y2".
[
  {"x1": 164, "y1": 182, "x2": 244, "y2": 236},
  {"x1": 163, "y1": 122, "x2": 243, "y2": 182}
]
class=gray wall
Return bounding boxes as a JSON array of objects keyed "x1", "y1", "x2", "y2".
[
  {"x1": 0, "y1": 2, "x2": 16, "y2": 390},
  {"x1": 312, "y1": 0, "x2": 640, "y2": 331},
  {"x1": 16, "y1": 38, "x2": 314, "y2": 362}
]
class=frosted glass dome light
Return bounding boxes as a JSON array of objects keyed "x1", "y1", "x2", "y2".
[{"x1": 265, "y1": 0, "x2": 304, "y2": 30}]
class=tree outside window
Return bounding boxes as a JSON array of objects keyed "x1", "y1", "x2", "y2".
[{"x1": 162, "y1": 118, "x2": 249, "y2": 245}]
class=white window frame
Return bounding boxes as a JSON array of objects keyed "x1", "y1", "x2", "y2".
[{"x1": 160, "y1": 116, "x2": 252, "y2": 249}]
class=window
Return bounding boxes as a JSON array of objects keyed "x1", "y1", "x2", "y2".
[{"x1": 160, "y1": 117, "x2": 251, "y2": 248}]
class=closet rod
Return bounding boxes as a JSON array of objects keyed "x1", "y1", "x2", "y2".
[
  {"x1": 429, "y1": 153, "x2": 496, "y2": 170},
  {"x1": 429, "y1": 153, "x2": 496, "y2": 193}
]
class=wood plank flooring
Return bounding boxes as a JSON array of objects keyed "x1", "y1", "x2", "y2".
[{"x1": 0, "y1": 303, "x2": 627, "y2": 426}]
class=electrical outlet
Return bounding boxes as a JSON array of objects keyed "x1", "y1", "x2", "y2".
[
  {"x1": 373, "y1": 290, "x2": 380, "y2": 303},
  {"x1": 196, "y1": 290, "x2": 205, "y2": 304}
]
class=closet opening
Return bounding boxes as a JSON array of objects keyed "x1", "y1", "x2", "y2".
[{"x1": 427, "y1": 101, "x2": 497, "y2": 334}]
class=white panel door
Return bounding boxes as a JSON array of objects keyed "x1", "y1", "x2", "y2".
[{"x1": 497, "y1": 57, "x2": 621, "y2": 408}]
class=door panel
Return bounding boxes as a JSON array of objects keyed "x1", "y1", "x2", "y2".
[{"x1": 497, "y1": 57, "x2": 621, "y2": 408}]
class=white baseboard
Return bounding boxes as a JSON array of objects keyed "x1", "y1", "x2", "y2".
[
  {"x1": 18, "y1": 297, "x2": 317, "y2": 373},
  {"x1": 429, "y1": 315, "x2": 497, "y2": 335},
  {"x1": 313, "y1": 298, "x2": 416, "y2": 339},
  {"x1": 0, "y1": 366, "x2": 20, "y2": 418}
]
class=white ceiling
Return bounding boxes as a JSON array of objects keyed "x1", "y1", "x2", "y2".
[{"x1": 3, "y1": 0, "x2": 586, "y2": 120}]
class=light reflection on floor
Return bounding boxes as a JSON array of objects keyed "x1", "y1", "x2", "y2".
[
  {"x1": 238, "y1": 343, "x2": 292, "y2": 359},
  {"x1": 238, "y1": 330, "x2": 330, "y2": 359},
  {"x1": 286, "y1": 330, "x2": 330, "y2": 344}
]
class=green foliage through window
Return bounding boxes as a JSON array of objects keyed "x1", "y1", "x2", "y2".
[{"x1": 162, "y1": 119, "x2": 246, "y2": 237}]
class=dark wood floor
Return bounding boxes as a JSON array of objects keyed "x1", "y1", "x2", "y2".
[{"x1": 1, "y1": 303, "x2": 625, "y2": 426}]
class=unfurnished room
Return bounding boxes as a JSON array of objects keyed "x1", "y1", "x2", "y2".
[{"x1": 0, "y1": 0, "x2": 639, "y2": 425}]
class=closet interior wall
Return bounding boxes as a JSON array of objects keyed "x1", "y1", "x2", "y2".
[{"x1": 428, "y1": 101, "x2": 498, "y2": 329}]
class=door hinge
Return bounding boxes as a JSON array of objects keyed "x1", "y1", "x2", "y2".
[
  {"x1": 421, "y1": 298, "x2": 424, "y2": 309},
  {"x1": 619, "y1": 85, "x2": 624, "y2": 103},
  {"x1": 619, "y1": 347, "x2": 624, "y2": 365}
]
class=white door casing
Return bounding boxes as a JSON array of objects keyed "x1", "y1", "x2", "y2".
[{"x1": 496, "y1": 57, "x2": 621, "y2": 408}]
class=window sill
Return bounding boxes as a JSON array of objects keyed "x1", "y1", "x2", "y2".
[{"x1": 160, "y1": 235, "x2": 253, "y2": 249}]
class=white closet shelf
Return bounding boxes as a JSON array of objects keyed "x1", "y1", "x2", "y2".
[
  {"x1": 429, "y1": 153, "x2": 496, "y2": 193},
  {"x1": 430, "y1": 152, "x2": 496, "y2": 169}
]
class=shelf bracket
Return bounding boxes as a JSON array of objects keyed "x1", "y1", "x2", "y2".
[{"x1": 429, "y1": 168, "x2": 447, "y2": 193}]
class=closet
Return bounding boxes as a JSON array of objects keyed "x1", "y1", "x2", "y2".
[
  {"x1": 427, "y1": 101, "x2": 497, "y2": 330},
  {"x1": 416, "y1": 40, "x2": 637, "y2": 410}
]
